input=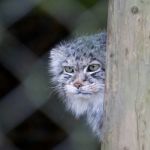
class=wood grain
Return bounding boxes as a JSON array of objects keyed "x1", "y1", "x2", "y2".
[{"x1": 102, "y1": 0, "x2": 150, "y2": 149}]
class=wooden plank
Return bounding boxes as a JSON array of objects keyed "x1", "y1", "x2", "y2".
[{"x1": 102, "y1": 0, "x2": 150, "y2": 149}]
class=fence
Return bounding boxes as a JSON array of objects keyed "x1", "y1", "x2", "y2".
[{"x1": 0, "y1": 0, "x2": 107, "y2": 149}]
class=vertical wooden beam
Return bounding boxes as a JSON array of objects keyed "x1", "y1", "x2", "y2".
[{"x1": 102, "y1": 0, "x2": 150, "y2": 150}]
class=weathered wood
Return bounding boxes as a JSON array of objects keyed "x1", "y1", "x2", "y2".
[{"x1": 102, "y1": 0, "x2": 150, "y2": 150}]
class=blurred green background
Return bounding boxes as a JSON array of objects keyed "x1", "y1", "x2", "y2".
[{"x1": 0, "y1": 0, "x2": 108, "y2": 150}]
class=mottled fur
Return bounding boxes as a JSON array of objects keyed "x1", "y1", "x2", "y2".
[{"x1": 49, "y1": 32, "x2": 106, "y2": 139}]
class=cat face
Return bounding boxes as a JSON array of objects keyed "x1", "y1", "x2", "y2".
[
  {"x1": 50, "y1": 32, "x2": 106, "y2": 100},
  {"x1": 49, "y1": 32, "x2": 106, "y2": 117},
  {"x1": 61, "y1": 58, "x2": 105, "y2": 99}
]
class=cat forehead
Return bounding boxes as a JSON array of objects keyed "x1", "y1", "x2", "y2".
[
  {"x1": 62, "y1": 59, "x2": 101, "y2": 70},
  {"x1": 65, "y1": 39, "x2": 98, "y2": 54},
  {"x1": 63, "y1": 41, "x2": 101, "y2": 59},
  {"x1": 51, "y1": 32, "x2": 106, "y2": 66},
  {"x1": 64, "y1": 34, "x2": 106, "y2": 57},
  {"x1": 62, "y1": 46, "x2": 99, "y2": 66},
  {"x1": 63, "y1": 45, "x2": 105, "y2": 66},
  {"x1": 62, "y1": 56, "x2": 92, "y2": 66}
]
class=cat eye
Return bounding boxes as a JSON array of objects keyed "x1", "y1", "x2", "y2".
[
  {"x1": 87, "y1": 64, "x2": 101, "y2": 72},
  {"x1": 64, "y1": 66, "x2": 74, "y2": 73}
]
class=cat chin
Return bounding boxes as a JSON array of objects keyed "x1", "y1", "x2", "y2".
[
  {"x1": 65, "y1": 92, "x2": 102, "y2": 118},
  {"x1": 66, "y1": 93, "x2": 95, "y2": 103},
  {"x1": 66, "y1": 96, "x2": 90, "y2": 118},
  {"x1": 74, "y1": 93, "x2": 92, "y2": 99}
]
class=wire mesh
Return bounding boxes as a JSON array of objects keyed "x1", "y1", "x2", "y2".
[{"x1": 0, "y1": 0, "x2": 108, "y2": 149}]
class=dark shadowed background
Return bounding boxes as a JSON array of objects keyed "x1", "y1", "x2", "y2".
[{"x1": 0, "y1": 0, "x2": 107, "y2": 149}]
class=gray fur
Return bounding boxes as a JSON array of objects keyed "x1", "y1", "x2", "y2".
[{"x1": 49, "y1": 32, "x2": 106, "y2": 140}]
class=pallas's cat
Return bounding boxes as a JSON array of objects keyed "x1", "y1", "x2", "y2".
[{"x1": 49, "y1": 32, "x2": 106, "y2": 139}]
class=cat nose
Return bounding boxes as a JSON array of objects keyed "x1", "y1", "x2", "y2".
[{"x1": 73, "y1": 81, "x2": 83, "y2": 89}]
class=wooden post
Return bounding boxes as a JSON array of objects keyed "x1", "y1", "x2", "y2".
[{"x1": 102, "y1": 0, "x2": 150, "y2": 150}]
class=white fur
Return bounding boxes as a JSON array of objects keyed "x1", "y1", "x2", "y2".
[{"x1": 49, "y1": 32, "x2": 107, "y2": 140}]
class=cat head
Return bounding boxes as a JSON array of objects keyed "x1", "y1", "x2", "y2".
[{"x1": 49, "y1": 32, "x2": 106, "y2": 116}]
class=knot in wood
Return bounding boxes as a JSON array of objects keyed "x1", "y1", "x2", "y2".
[{"x1": 131, "y1": 6, "x2": 139, "y2": 14}]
